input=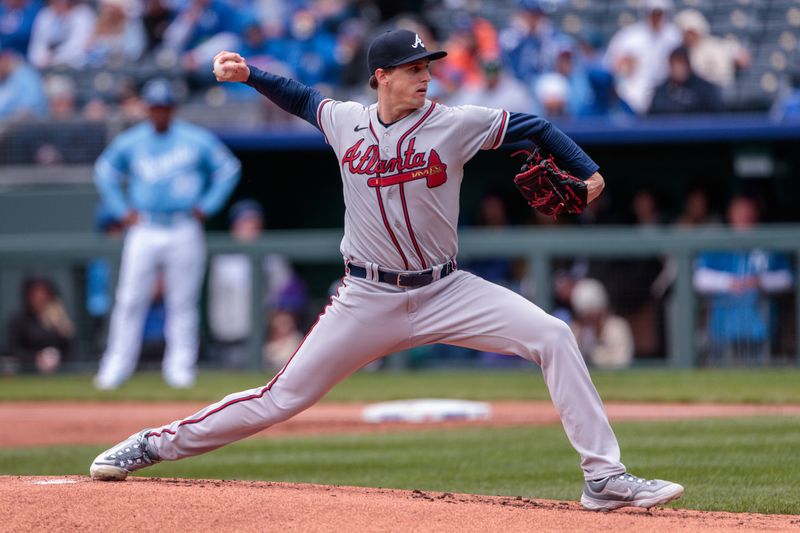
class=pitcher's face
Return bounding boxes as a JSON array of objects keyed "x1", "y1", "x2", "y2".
[{"x1": 381, "y1": 59, "x2": 432, "y2": 110}]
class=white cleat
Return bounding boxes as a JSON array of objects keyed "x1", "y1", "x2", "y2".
[
  {"x1": 581, "y1": 473, "x2": 684, "y2": 511},
  {"x1": 90, "y1": 430, "x2": 159, "y2": 481}
]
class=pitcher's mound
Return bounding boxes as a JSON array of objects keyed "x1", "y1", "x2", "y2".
[{"x1": 1, "y1": 476, "x2": 797, "y2": 532}]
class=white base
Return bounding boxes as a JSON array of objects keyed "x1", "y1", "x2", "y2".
[{"x1": 361, "y1": 398, "x2": 491, "y2": 424}]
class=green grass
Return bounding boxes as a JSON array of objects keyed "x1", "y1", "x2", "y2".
[
  {"x1": 1, "y1": 417, "x2": 798, "y2": 514},
  {"x1": 2, "y1": 368, "x2": 800, "y2": 404}
]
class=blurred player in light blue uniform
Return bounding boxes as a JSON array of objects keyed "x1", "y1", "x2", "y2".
[
  {"x1": 694, "y1": 196, "x2": 793, "y2": 366},
  {"x1": 93, "y1": 78, "x2": 241, "y2": 389}
]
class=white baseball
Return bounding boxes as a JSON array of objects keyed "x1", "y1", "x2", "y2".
[{"x1": 213, "y1": 57, "x2": 227, "y2": 79}]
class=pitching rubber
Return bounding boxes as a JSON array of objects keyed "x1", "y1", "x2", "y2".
[{"x1": 89, "y1": 464, "x2": 129, "y2": 481}]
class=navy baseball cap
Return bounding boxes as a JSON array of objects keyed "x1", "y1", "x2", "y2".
[
  {"x1": 367, "y1": 29, "x2": 447, "y2": 75},
  {"x1": 141, "y1": 78, "x2": 177, "y2": 107}
]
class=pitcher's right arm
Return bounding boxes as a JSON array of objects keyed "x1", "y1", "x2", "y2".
[{"x1": 213, "y1": 51, "x2": 324, "y2": 129}]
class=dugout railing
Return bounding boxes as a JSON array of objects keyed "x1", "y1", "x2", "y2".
[{"x1": 0, "y1": 225, "x2": 798, "y2": 370}]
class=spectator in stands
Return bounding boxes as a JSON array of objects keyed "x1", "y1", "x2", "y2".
[
  {"x1": 0, "y1": 0, "x2": 42, "y2": 56},
  {"x1": 499, "y1": 0, "x2": 562, "y2": 88},
  {"x1": 334, "y1": 17, "x2": 369, "y2": 91},
  {"x1": 42, "y1": 73, "x2": 77, "y2": 119},
  {"x1": 437, "y1": 11, "x2": 500, "y2": 93},
  {"x1": 447, "y1": 60, "x2": 532, "y2": 111},
  {"x1": 694, "y1": 196, "x2": 793, "y2": 366},
  {"x1": 676, "y1": 187, "x2": 719, "y2": 227},
  {"x1": 233, "y1": 16, "x2": 296, "y2": 84},
  {"x1": 141, "y1": 0, "x2": 173, "y2": 56},
  {"x1": 6, "y1": 276, "x2": 74, "y2": 374},
  {"x1": 279, "y1": 9, "x2": 340, "y2": 89},
  {"x1": 238, "y1": 18, "x2": 279, "y2": 65},
  {"x1": 586, "y1": 189, "x2": 668, "y2": 359},
  {"x1": 648, "y1": 46, "x2": 723, "y2": 115},
  {"x1": 570, "y1": 278, "x2": 634, "y2": 369},
  {"x1": 533, "y1": 71, "x2": 570, "y2": 118},
  {"x1": 552, "y1": 267, "x2": 578, "y2": 324},
  {"x1": 117, "y1": 76, "x2": 147, "y2": 122},
  {"x1": 631, "y1": 188, "x2": 665, "y2": 227},
  {"x1": 28, "y1": 0, "x2": 96, "y2": 68},
  {"x1": 674, "y1": 9, "x2": 750, "y2": 91},
  {"x1": 604, "y1": 0, "x2": 682, "y2": 114},
  {"x1": 85, "y1": 0, "x2": 145, "y2": 67},
  {"x1": 770, "y1": 70, "x2": 800, "y2": 122},
  {"x1": 207, "y1": 198, "x2": 309, "y2": 369},
  {"x1": 207, "y1": 198, "x2": 266, "y2": 368},
  {"x1": 215, "y1": 17, "x2": 290, "y2": 105},
  {"x1": 552, "y1": 38, "x2": 594, "y2": 117},
  {"x1": 0, "y1": 48, "x2": 47, "y2": 120},
  {"x1": 576, "y1": 30, "x2": 636, "y2": 118},
  {"x1": 462, "y1": 193, "x2": 515, "y2": 288},
  {"x1": 162, "y1": 0, "x2": 244, "y2": 72},
  {"x1": 263, "y1": 309, "x2": 303, "y2": 370}
]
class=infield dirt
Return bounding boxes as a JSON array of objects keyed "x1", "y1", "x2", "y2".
[
  {"x1": 2, "y1": 476, "x2": 799, "y2": 532},
  {"x1": 3, "y1": 401, "x2": 800, "y2": 531}
]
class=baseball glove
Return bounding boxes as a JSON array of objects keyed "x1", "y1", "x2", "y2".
[{"x1": 512, "y1": 147, "x2": 588, "y2": 218}]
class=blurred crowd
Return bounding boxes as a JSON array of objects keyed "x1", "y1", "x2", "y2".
[
  {"x1": 1, "y1": 0, "x2": 798, "y2": 376},
  {"x1": 454, "y1": 185, "x2": 795, "y2": 370},
  {"x1": 2, "y1": 0, "x2": 800, "y2": 127}
]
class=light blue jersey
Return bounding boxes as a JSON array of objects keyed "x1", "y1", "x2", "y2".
[
  {"x1": 0, "y1": 61, "x2": 48, "y2": 120},
  {"x1": 695, "y1": 250, "x2": 793, "y2": 343},
  {"x1": 94, "y1": 119, "x2": 241, "y2": 218}
]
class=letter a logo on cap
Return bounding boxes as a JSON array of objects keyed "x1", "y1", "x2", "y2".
[{"x1": 412, "y1": 33, "x2": 424, "y2": 49}]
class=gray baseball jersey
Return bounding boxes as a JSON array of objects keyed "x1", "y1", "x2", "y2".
[{"x1": 318, "y1": 99, "x2": 507, "y2": 271}]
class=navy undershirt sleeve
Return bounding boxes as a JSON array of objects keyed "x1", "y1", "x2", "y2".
[
  {"x1": 244, "y1": 65, "x2": 325, "y2": 129},
  {"x1": 502, "y1": 112, "x2": 599, "y2": 179}
]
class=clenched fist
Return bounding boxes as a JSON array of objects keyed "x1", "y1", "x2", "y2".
[{"x1": 212, "y1": 51, "x2": 250, "y2": 83}]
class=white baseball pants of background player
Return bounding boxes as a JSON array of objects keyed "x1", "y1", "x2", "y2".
[
  {"x1": 95, "y1": 217, "x2": 207, "y2": 389},
  {"x1": 146, "y1": 268, "x2": 626, "y2": 480}
]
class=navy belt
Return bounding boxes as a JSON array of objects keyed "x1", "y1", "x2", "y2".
[{"x1": 347, "y1": 261, "x2": 456, "y2": 288}]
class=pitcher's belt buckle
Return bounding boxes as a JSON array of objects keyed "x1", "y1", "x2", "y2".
[{"x1": 394, "y1": 272, "x2": 431, "y2": 288}]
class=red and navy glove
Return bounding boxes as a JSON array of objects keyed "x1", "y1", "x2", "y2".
[{"x1": 513, "y1": 147, "x2": 588, "y2": 218}]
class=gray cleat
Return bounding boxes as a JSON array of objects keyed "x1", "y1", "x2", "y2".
[
  {"x1": 90, "y1": 429, "x2": 160, "y2": 481},
  {"x1": 581, "y1": 473, "x2": 684, "y2": 511}
]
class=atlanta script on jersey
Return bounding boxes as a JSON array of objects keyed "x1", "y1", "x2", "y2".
[{"x1": 318, "y1": 98, "x2": 509, "y2": 271}]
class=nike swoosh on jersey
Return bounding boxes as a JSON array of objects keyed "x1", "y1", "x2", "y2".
[{"x1": 354, "y1": 125, "x2": 368, "y2": 132}]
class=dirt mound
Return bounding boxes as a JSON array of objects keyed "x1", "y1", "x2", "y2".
[{"x1": 1, "y1": 476, "x2": 797, "y2": 532}]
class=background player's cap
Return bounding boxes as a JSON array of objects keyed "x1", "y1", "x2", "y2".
[
  {"x1": 141, "y1": 78, "x2": 177, "y2": 107},
  {"x1": 367, "y1": 29, "x2": 447, "y2": 75},
  {"x1": 229, "y1": 198, "x2": 264, "y2": 225}
]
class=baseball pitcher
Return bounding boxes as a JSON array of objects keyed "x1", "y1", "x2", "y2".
[{"x1": 90, "y1": 31, "x2": 683, "y2": 511}]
